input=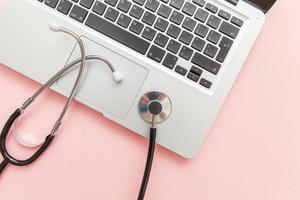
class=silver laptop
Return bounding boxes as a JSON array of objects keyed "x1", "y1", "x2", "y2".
[{"x1": 0, "y1": 0, "x2": 276, "y2": 158}]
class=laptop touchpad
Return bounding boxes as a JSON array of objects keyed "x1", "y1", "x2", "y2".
[{"x1": 56, "y1": 37, "x2": 148, "y2": 119}]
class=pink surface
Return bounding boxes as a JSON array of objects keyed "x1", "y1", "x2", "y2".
[{"x1": 0, "y1": 0, "x2": 300, "y2": 199}]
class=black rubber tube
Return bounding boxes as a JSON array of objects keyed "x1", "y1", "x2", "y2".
[
  {"x1": 0, "y1": 109, "x2": 55, "y2": 167},
  {"x1": 0, "y1": 159, "x2": 8, "y2": 175},
  {"x1": 138, "y1": 127, "x2": 157, "y2": 200}
]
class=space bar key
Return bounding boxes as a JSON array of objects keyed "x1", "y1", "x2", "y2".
[{"x1": 85, "y1": 13, "x2": 150, "y2": 55}]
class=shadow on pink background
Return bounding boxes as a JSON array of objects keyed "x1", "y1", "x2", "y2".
[{"x1": 0, "y1": 0, "x2": 299, "y2": 199}]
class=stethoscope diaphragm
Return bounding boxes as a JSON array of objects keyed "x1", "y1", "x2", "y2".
[{"x1": 138, "y1": 91, "x2": 172, "y2": 124}]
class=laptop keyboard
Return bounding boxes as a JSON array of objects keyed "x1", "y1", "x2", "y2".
[{"x1": 38, "y1": 0, "x2": 244, "y2": 90}]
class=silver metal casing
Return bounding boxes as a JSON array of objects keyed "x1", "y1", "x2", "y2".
[{"x1": 0, "y1": 0, "x2": 265, "y2": 158}]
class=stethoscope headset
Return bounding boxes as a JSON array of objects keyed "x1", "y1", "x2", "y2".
[{"x1": 0, "y1": 23, "x2": 172, "y2": 200}]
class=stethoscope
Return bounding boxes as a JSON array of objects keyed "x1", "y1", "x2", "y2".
[{"x1": 0, "y1": 22, "x2": 172, "y2": 200}]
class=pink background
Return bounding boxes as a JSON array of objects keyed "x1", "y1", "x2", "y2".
[{"x1": 0, "y1": 0, "x2": 299, "y2": 199}]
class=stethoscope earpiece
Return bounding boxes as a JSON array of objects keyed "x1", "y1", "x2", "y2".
[
  {"x1": 112, "y1": 71, "x2": 123, "y2": 83},
  {"x1": 49, "y1": 22, "x2": 62, "y2": 32}
]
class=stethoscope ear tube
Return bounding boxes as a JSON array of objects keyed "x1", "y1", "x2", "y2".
[
  {"x1": 0, "y1": 54, "x2": 121, "y2": 173},
  {"x1": 0, "y1": 109, "x2": 55, "y2": 169},
  {"x1": 0, "y1": 23, "x2": 124, "y2": 182}
]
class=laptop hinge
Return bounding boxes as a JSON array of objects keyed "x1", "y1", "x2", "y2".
[
  {"x1": 241, "y1": 0, "x2": 277, "y2": 13},
  {"x1": 224, "y1": 0, "x2": 277, "y2": 14},
  {"x1": 225, "y1": 0, "x2": 239, "y2": 6}
]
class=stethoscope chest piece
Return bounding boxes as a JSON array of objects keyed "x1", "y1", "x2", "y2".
[{"x1": 138, "y1": 91, "x2": 172, "y2": 124}]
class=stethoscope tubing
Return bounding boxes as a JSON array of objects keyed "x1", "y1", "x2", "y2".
[
  {"x1": 20, "y1": 27, "x2": 87, "y2": 136},
  {"x1": 0, "y1": 26, "x2": 87, "y2": 173},
  {"x1": 138, "y1": 127, "x2": 157, "y2": 200},
  {"x1": 0, "y1": 55, "x2": 116, "y2": 174},
  {"x1": 0, "y1": 55, "x2": 118, "y2": 172},
  {"x1": 0, "y1": 109, "x2": 55, "y2": 167}
]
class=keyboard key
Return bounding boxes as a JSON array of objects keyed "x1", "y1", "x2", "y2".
[
  {"x1": 191, "y1": 52, "x2": 221, "y2": 74},
  {"x1": 205, "y1": 3, "x2": 218, "y2": 13},
  {"x1": 105, "y1": 7, "x2": 119, "y2": 22},
  {"x1": 231, "y1": 16, "x2": 244, "y2": 27},
  {"x1": 130, "y1": 20, "x2": 144, "y2": 34},
  {"x1": 170, "y1": 0, "x2": 184, "y2": 10},
  {"x1": 191, "y1": 37, "x2": 205, "y2": 51},
  {"x1": 147, "y1": 45, "x2": 166, "y2": 63},
  {"x1": 167, "y1": 39, "x2": 181, "y2": 54},
  {"x1": 207, "y1": 15, "x2": 221, "y2": 29},
  {"x1": 157, "y1": 4, "x2": 172, "y2": 18},
  {"x1": 190, "y1": 66, "x2": 202, "y2": 76},
  {"x1": 218, "y1": 10, "x2": 231, "y2": 20},
  {"x1": 166, "y1": 24, "x2": 181, "y2": 39},
  {"x1": 207, "y1": 30, "x2": 221, "y2": 44},
  {"x1": 182, "y1": 17, "x2": 197, "y2": 31},
  {"x1": 194, "y1": 24, "x2": 209, "y2": 38},
  {"x1": 117, "y1": 0, "x2": 132, "y2": 13},
  {"x1": 105, "y1": 0, "x2": 118, "y2": 6},
  {"x1": 129, "y1": 5, "x2": 144, "y2": 19},
  {"x1": 80, "y1": 0, "x2": 95, "y2": 9},
  {"x1": 219, "y1": 21, "x2": 239, "y2": 39},
  {"x1": 142, "y1": 27, "x2": 157, "y2": 41},
  {"x1": 204, "y1": 43, "x2": 218, "y2": 58},
  {"x1": 93, "y1": 1, "x2": 107, "y2": 15},
  {"x1": 179, "y1": 46, "x2": 193, "y2": 60},
  {"x1": 179, "y1": 30, "x2": 193, "y2": 45},
  {"x1": 216, "y1": 36, "x2": 233, "y2": 63},
  {"x1": 192, "y1": 0, "x2": 205, "y2": 7},
  {"x1": 187, "y1": 72, "x2": 200, "y2": 82},
  {"x1": 175, "y1": 65, "x2": 188, "y2": 76},
  {"x1": 117, "y1": 14, "x2": 132, "y2": 28},
  {"x1": 70, "y1": 5, "x2": 88, "y2": 22},
  {"x1": 45, "y1": 0, "x2": 59, "y2": 8},
  {"x1": 219, "y1": 36, "x2": 233, "y2": 48},
  {"x1": 154, "y1": 33, "x2": 169, "y2": 47},
  {"x1": 142, "y1": 11, "x2": 156, "y2": 25},
  {"x1": 182, "y1": 2, "x2": 197, "y2": 16},
  {"x1": 200, "y1": 78, "x2": 212, "y2": 88},
  {"x1": 145, "y1": 0, "x2": 160, "y2": 12},
  {"x1": 170, "y1": 11, "x2": 184, "y2": 25},
  {"x1": 194, "y1": 8, "x2": 209, "y2": 23},
  {"x1": 154, "y1": 18, "x2": 169, "y2": 32},
  {"x1": 133, "y1": 0, "x2": 146, "y2": 6},
  {"x1": 86, "y1": 13, "x2": 150, "y2": 54},
  {"x1": 57, "y1": 0, "x2": 73, "y2": 15},
  {"x1": 163, "y1": 53, "x2": 178, "y2": 69}
]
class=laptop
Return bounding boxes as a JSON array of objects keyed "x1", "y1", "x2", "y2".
[{"x1": 0, "y1": 0, "x2": 276, "y2": 158}]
